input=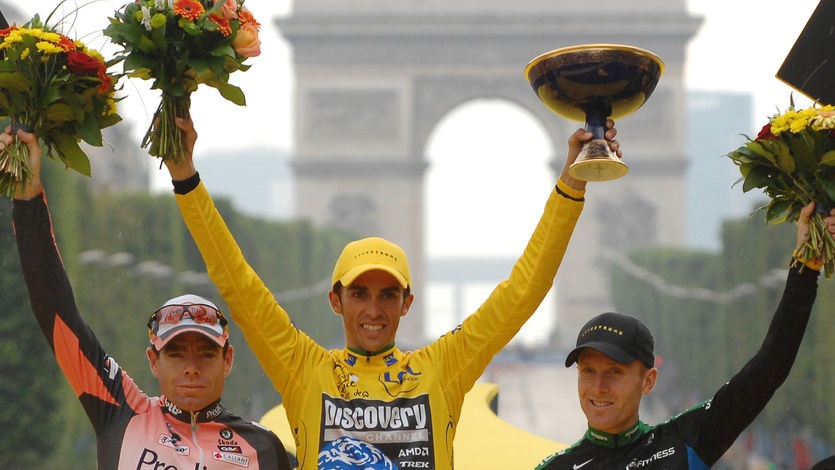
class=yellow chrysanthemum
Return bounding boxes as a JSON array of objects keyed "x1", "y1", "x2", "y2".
[
  {"x1": 4, "y1": 30, "x2": 24, "y2": 44},
  {"x1": 770, "y1": 105, "x2": 835, "y2": 136},
  {"x1": 35, "y1": 40, "x2": 63, "y2": 55},
  {"x1": 37, "y1": 31, "x2": 61, "y2": 44},
  {"x1": 85, "y1": 48, "x2": 105, "y2": 63}
]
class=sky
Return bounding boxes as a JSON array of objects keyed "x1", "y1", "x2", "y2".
[{"x1": 3, "y1": 0, "x2": 826, "y2": 259}]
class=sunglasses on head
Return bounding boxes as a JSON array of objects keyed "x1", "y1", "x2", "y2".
[{"x1": 147, "y1": 304, "x2": 227, "y2": 331}]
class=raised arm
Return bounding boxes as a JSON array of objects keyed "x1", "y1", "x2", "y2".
[{"x1": 7, "y1": 126, "x2": 138, "y2": 435}]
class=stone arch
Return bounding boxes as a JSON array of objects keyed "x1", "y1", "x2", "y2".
[{"x1": 277, "y1": 1, "x2": 702, "y2": 347}]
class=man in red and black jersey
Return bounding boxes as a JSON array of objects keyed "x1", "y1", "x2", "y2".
[
  {"x1": 6, "y1": 126, "x2": 293, "y2": 470},
  {"x1": 535, "y1": 203, "x2": 833, "y2": 470}
]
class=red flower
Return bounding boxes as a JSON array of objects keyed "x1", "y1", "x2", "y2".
[
  {"x1": 208, "y1": 14, "x2": 231, "y2": 37},
  {"x1": 0, "y1": 25, "x2": 18, "y2": 38},
  {"x1": 67, "y1": 50, "x2": 103, "y2": 76},
  {"x1": 173, "y1": 0, "x2": 206, "y2": 20},
  {"x1": 97, "y1": 68, "x2": 113, "y2": 94},
  {"x1": 756, "y1": 123, "x2": 776, "y2": 141},
  {"x1": 57, "y1": 35, "x2": 77, "y2": 52}
]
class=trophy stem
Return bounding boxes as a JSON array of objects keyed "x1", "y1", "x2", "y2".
[
  {"x1": 584, "y1": 103, "x2": 610, "y2": 140},
  {"x1": 568, "y1": 104, "x2": 628, "y2": 182}
]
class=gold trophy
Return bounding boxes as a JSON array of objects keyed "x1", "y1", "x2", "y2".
[{"x1": 525, "y1": 44, "x2": 664, "y2": 181}]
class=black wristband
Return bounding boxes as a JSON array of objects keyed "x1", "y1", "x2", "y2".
[
  {"x1": 172, "y1": 172, "x2": 200, "y2": 195},
  {"x1": 555, "y1": 184, "x2": 584, "y2": 202}
]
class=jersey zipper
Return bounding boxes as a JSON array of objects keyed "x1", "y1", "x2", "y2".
[{"x1": 191, "y1": 411, "x2": 206, "y2": 468}]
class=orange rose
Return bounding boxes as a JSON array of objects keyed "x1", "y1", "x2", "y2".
[
  {"x1": 232, "y1": 21, "x2": 260, "y2": 58},
  {"x1": 213, "y1": 0, "x2": 238, "y2": 20}
]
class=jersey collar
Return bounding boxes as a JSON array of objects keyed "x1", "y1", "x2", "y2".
[
  {"x1": 162, "y1": 396, "x2": 225, "y2": 423},
  {"x1": 585, "y1": 421, "x2": 650, "y2": 448}
]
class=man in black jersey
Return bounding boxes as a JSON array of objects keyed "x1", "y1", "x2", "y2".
[
  {"x1": 535, "y1": 202, "x2": 833, "y2": 470},
  {"x1": 6, "y1": 126, "x2": 294, "y2": 470}
]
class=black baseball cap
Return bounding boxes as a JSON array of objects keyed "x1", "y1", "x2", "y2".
[
  {"x1": 565, "y1": 312, "x2": 655, "y2": 368},
  {"x1": 812, "y1": 456, "x2": 835, "y2": 470}
]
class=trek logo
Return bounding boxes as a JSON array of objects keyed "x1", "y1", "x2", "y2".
[
  {"x1": 382, "y1": 366, "x2": 421, "y2": 385},
  {"x1": 381, "y1": 366, "x2": 421, "y2": 395}
]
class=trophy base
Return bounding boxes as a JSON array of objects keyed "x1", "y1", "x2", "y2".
[{"x1": 568, "y1": 139, "x2": 628, "y2": 181}]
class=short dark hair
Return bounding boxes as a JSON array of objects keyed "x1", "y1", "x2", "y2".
[{"x1": 332, "y1": 281, "x2": 411, "y2": 298}]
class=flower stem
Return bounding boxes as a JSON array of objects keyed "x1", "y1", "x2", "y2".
[
  {"x1": 142, "y1": 93, "x2": 192, "y2": 163},
  {"x1": 797, "y1": 213, "x2": 835, "y2": 278},
  {"x1": 0, "y1": 138, "x2": 32, "y2": 197}
]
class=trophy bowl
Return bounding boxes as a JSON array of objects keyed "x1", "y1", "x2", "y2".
[{"x1": 525, "y1": 44, "x2": 664, "y2": 181}]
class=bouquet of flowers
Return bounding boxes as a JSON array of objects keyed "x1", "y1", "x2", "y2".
[
  {"x1": 726, "y1": 102, "x2": 835, "y2": 277},
  {"x1": 0, "y1": 14, "x2": 121, "y2": 197},
  {"x1": 104, "y1": 0, "x2": 261, "y2": 163}
]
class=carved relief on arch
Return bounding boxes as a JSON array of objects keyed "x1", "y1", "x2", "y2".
[
  {"x1": 328, "y1": 193, "x2": 380, "y2": 234},
  {"x1": 303, "y1": 89, "x2": 400, "y2": 144}
]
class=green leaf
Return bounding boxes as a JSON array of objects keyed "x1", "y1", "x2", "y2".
[
  {"x1": 179, "y1": 19, "x2": 202, "y2": 36},
  {"x1": 820, "y1": 150, "x2": 835, "y2": 166},
  {"x1": 99, "y1": 113, "x2": 123, "y2": 129},
  {"x1": 822, "y1": 179, "x2": 835, "y2": 203},
  {"x1": 125, "y1": 53, "x2": 157, "y2": 73},
  {"x1": 50, "y1": 133, "x2": 91, "y2": 177},
  {"x1": 210, "y1": 44, "x2": 236, "y2": 58},
  {"x1": 741, "y1": 166, "x2": 772, "y2": 192},
  {"x1": 0, "y1": 73, "x2": 31, "y2": 92},
  {"x1": 766, "y1": 198, "x2": 793, "y2": 222},
  {"x1": 44, "y1": 103, "x2": 76, "y2": 124},
  {"x1": 189, "y1": 57, "x2": 210, "y2": 74},
  {"x1": 789, "y1": 130, "x2": 818, "y2": 176},
  {"x1": 745, "y1": 140, "x2": 778, "y2": 165},
  {"x1": 211, "y1": 81, "x2": 246, "y2": 106},
  {"x1": 768, "y1": 139, "x2": 796, "y2": 173},
  {"x1": 38, "y1": 86, "x2": 62, "y2": 109},
  {"x1": 76, "y1": 112, "x2": 103, "y2": 147},
  {"x1": 138, "y1": 34, "x2": 159, "y2": 53}
]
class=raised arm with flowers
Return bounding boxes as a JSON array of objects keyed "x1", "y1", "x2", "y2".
[
  {"x1": 104, "y1": 0, "x2": 260, "y2": 163},
  {"x1": 0, "y1": 12, "x2": 120, "y2": 197},
  {"x1": 727, "y1": 101, "x2": 835, "y2": 277}
]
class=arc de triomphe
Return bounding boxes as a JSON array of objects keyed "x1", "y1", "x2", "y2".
[{"x1": 277, "y1": 0, "x2": 701, "y2": 349}]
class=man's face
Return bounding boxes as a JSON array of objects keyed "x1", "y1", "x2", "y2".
[
  {"x1": 329, "y1": 269, "x2": 414, "y2": 353},
  {"x1": 147, "y1": 332, "x2": 234, "y2": 412},
  {"x1": 575, "y1": 348, "x2": 657, "y2": 434}
]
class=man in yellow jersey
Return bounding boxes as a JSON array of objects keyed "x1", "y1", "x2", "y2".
[{"x1": 162, "y1": 116, "x2": 620, "y2": 469}]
